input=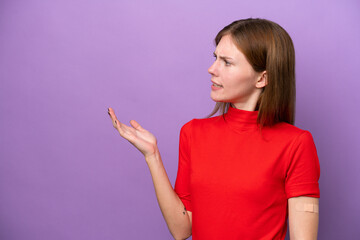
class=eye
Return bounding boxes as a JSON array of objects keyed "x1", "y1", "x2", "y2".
[{"x1": 223, "y1": 59, "x2": 232, "y2": 66}]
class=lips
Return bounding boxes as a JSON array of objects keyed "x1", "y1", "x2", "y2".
[{"x1": 211, "y1": 80, "x2": 223, "y2": 87}]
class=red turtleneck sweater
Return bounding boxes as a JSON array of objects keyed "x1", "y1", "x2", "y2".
[{"x1": 174, "y1": 106, "x2": 320, "y2": 239}]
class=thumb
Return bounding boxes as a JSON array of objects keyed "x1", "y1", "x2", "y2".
[{"x1": 129, "y1": 120, "x2": 144, "y2": 130}]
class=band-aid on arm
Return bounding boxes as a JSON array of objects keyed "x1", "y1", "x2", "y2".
[
  {"x1": 288, "y1": 197, "x2": 319, "y2": 239},
  {"x1": 295, "y1": 202, "x2": 319, "y2": 213}
]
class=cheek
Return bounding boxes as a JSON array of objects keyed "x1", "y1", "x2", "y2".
[
  {"x1": 224, "y1": 72, "x2": 249, "y2": 89},
  {"x1": 225, "y1": 73, "x2": 256, "y2": 95}
]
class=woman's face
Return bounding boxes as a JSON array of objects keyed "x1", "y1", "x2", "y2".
[{"x1": 208, "y1": 34, "x2": 266, "y2": 110}]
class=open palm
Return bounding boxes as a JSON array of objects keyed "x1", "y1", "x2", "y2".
[{"x1": 108, "y1": 107, "x2": 157, "y2": 158}]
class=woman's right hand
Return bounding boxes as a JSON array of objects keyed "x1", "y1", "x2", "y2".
[
  {"x1": 107, "y1": 107, "x2": 158, "y2": 158},
  {"x1": 108, "y1": 108, "x2": 192, "y2": 239}
]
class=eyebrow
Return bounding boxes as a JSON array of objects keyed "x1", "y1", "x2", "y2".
[{"x1": 213, "y1": 52, "x2": 234, "y2": 60}]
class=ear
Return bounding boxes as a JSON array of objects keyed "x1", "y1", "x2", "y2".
[{"x1": 255, "y1": 71, "x2": 267, "y2": 88}]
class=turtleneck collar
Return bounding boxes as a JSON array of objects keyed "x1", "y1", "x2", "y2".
[{"x1": 223, "y1": 105, "x2": 259, "y2": 130}]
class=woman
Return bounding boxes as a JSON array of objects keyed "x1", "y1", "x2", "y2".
[{"x1": 108, "y1": 18, "x2": 320, "y2": 240}]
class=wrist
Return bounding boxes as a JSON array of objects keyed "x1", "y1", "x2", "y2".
[{"x1": 144, "y1": 147, "x2": 161, "y2": 164}]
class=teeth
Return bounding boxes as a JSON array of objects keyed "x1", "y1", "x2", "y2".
[{"x1": 213, "y1": 83, "x2": 222, "y2": 87}]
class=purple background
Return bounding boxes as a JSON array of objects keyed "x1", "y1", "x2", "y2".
[{"x1": 0, "y1": 0, "x2": 359, "y2": 239}]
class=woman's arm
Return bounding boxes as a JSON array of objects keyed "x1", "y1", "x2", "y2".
[
  {"x1": 288, "y1": 196, "x2": 319, "y2": 240},
  {"x1": 108, "y1": 108, "x2": 192, "y2": 239},
  {"x1": 146, "y1": 151, "x2": 192, "y2": 239}
]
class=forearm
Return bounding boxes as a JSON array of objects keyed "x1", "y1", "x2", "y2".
[
  {"x1": 145, "y1": 149, "x2": 192, "y2": 240},
  {"x1": 107, "y1": 109, "x2": 190, "y2": 237}
]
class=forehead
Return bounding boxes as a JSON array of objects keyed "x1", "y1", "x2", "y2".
[{"x1": 215, "y1": 34, "x2": 244, "y2": 58}]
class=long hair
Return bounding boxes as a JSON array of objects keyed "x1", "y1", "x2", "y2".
[{"x1": 208, "y1": 18, "x2": 296, "y2": 127}]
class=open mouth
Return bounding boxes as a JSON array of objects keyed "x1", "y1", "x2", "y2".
[{"x1": 212, "y1": 83, "x2": 223, "y2": 87}]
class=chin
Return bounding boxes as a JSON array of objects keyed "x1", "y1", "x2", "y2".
[
  {"x1": 210, "y1": 96, "x2": 220, "y2": 102},
  {"x1": 210, "y1": 94, "x2": 227, "y2": 103},
  {"x1": 210, "y1": 93, "x2": 220, "y2": 102}
]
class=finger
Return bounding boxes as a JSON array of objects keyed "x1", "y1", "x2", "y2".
[
  {"x1": 114, "y1": 119, "x2": 121, "y2": 131},
  {"x1": 108, "y1": 108, "x2": 136, "y2": 142},
  {"x1": 114, "y1": 119, "x2": 126, "y2": 135},
  {"x1": 116, "y1": 121, "x2": 137, "y2": 142},
  {"x1": 114, "y1": 119, "x2": 133, "y2": 134},
  {"x1": 129, "y1": 120, "x2": 144, "y2": 130},
  {"x1": 113, "y1": 118, "x2": 124, "y2": 130},
  {"x1": 108, "y1": 107, "x2": 116, "y2": 119},
  {"x1": 108, "y1": 108, "x2": 120, "y2": 128}
]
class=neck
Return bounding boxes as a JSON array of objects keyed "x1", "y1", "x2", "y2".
[
  {"x1": 231, "y1": 88, "x2": 262, "y2": 111},
  {"x1": 231, "y1": 102, "x2": 257, "y2": 112},
  {"x1": 224, "y1": 105, "x2": 259, "y2": 129}
]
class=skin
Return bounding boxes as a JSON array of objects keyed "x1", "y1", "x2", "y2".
[
  {"x1": 208, "y1": 36, "x2": 319, "y2": 239},
  {"x1": 208, "y1": 34, "x2": 267, "y2": 111},
  {"x1": 288, "y1": 196, "x2": 319, "y2": 240},
  {"x1": 108, "y1": 108, "x2": 192, "y2": 239},
  {"x1": 107, "y1": 34, "x2": 319, "y2": 239}
]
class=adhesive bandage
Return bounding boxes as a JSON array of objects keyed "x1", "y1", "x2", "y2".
[{"x1": 295, "y1": 202, "x2": 319, "y2": 213}]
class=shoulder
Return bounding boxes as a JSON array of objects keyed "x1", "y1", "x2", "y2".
[
  {"x1": 269, "y1": 122, "x2": 305, "y2": 134},
  {"x1": 263, "y1": 122, "x2": 316, "y2": 145},
  {"x1": 180, "y1": 115, "x2": 223, "y2": 133}
]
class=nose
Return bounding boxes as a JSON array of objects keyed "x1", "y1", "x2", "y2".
[{"x1": 208, "y1": 60, "x2": 218, "y2": 76}]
